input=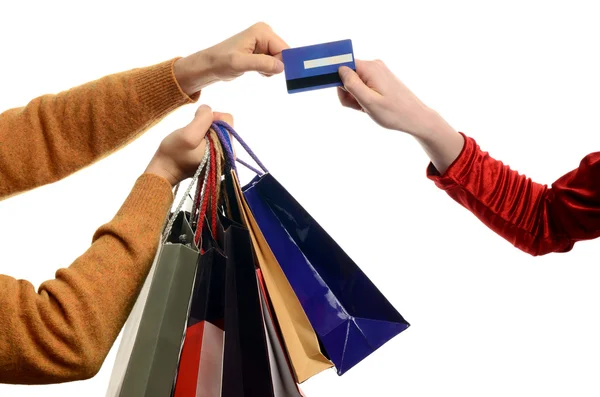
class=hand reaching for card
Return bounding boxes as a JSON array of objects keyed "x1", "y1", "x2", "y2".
[
  {"x1": 337, "y1": 60, "x2": 442, "y2": 139},
  {"x1": 174, "y1": 22, "x2": 290, "y2": 95}
]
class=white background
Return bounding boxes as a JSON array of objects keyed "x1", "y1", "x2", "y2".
[{"x1": 1, "y1": 0, "x2": 600, "y2": 396}]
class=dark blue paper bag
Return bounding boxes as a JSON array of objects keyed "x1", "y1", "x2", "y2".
[
  {"x1": 210, "y1": 121, "x2": 410, "y2": 376},
  {"x1": 243, "y1": 174, "x2": 410, "y2": 375}
]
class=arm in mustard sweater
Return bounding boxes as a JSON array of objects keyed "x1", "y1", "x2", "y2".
[
  {"x1": 0, "y1": 58, "x2": 199, "y2": 384},
  {"x1": 0, "y1": 22, "x2": 288, "y2": 384},
  {"x1": 0, "y1": 58, "x2": 197, "y2": 201},
  {"x1": 0, "y1": 173, "x2": 174, "y2": 384},
  {"x1": 0, "y1": 100, "x2": 228, "y2": 385},
  {"x1": 0, "y1": 59, "x2": 191, "y2": 384},
  {"x1": 0, "y1": 20, "x2": 291, "y2": 201}
]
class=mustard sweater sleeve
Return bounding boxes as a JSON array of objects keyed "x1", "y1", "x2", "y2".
[
  {"x1": 0, "y1": 173, "x2": 174, "y2": 384},
  {"x1": 0, "y1": 58, "x2": 198, "y2": 201}
]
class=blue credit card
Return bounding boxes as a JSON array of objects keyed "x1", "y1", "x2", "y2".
[{"x1": 281, "y1": 39, "x2": 356, "y2": 94}]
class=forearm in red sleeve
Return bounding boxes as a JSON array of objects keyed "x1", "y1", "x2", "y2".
[{"x1": 427, "y1": 132, "x2": 600, "y2": 255}]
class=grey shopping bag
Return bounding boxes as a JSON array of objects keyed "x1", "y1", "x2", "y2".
[
  {"x1": 105, "y1": 138, "x2": 212, "y2": 397},
  {"x1": 117, "y1": 211, "x2": 199, "y2": 397}
]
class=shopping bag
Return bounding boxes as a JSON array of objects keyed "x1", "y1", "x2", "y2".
[
  {"x1": 105, "y1": 235, "x2": 163, "y2": 397},
  {"x1": 105, "y1": 137, "x2": 212, "y2": 397},
  {"x1": 117, "y1": 211, "x2": 198, "y2": 396},
  {"x1": 172, "y1": 131, "x2": 227, "y2": 397},
  {"x1": 105, "y1": 210, "x2": 196, "y2": 397},
  {"x1": 173, "y1": 222, "x2": 226, "y2": 397},
  {"x1": 217, "y1": 121, "x2": 411, "y2": 375},
  {"x1": 218, "y1": 173, "x2": 275, "y2": 397},
  {"x1": 106, "y1": 235, "x2": 164, "y2": 397},
  {"x1": 211, "y1": 122, "x2": 331, "y2": 383},
  {"x1": 244, "y1": 174, "x2": 410, "y2": 374},
  {"x1": 257, "y1": 269, "x2": 304, "y2": 397}
]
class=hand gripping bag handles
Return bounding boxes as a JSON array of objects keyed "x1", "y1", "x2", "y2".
[
  {"x1": 173, "y1": 128, "x2": 302, "y2": 397},
  {"x1": 214, "y1": 121, "x2": 411, "y2": 376},
  {"x1": 105, "y1": 136, "x2": 214, "y2": 397}
]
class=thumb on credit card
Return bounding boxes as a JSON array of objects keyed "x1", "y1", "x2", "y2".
[{"x1": 338, "y1": 65, "x2": 375, "y2": 104}]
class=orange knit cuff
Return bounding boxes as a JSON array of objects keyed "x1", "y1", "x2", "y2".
[
  {"x1": 111, "y1": 173, "x2": 174, "y2": 224},
  {"x1": 133, "y1": 58, "x2": 200, "y2": 121}
]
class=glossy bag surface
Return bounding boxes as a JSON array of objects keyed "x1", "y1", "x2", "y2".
[
  {"x1": 227, "y1": 169, "x2": 332, "y2": 383},
  {"x1": 243, "y1": 174, "x2": 410, "y2": 375}
]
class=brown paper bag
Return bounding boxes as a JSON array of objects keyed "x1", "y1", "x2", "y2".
[{"x1": 229, "y1": 170, "x2": 332, "y2": 383}]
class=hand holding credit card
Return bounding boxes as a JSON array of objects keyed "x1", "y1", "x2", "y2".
[{"x1": 281, "y1": 39, "x2": 356, "y2": 94}]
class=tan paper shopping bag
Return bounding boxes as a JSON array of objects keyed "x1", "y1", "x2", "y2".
[{"x1": 229, "y1": 171, "x2": 332, "y2": 383}]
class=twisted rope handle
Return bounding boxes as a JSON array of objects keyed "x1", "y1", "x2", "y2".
[
  {"x1": 211, "y1": 125, "x2": 235, "y2": 171},
  {"x1": 162, "y1": 136, "x2": 212, "y2": 242},
  {"x1": 190, "y1": 150, "x2": 211, "y2": 227},
  {"x1": 212, "y1": 121, "x2": 269, "y2": 175},
  {"x1": 194, "y1": 133, "x2": 219, "y2": 247}
]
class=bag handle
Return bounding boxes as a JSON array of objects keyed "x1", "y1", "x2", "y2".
[
  {"x1": 162, "y1": 136, "x2": 212, "y2": 242},
  {"x1": 194, "y1": 132, "x2": 221, "y2": 247},
  {"x1": 211, "y1": 121, "x2": 269, "y2": 176},
  {"x1": 190, "y1": 149, "x2": 211, "y2": 227}
]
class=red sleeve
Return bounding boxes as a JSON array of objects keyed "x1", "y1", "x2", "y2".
[{"x1": 426, "y1": 132, "x2": 600, "y2": 256}]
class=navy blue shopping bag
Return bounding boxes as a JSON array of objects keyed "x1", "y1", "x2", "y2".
[{"x1": 212, "y1": 121, "x2": 410, "y2": 376}]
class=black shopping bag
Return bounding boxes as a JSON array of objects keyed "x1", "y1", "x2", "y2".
[{"x1": 220, "y1": 172, "x2": 275, "y2": 397}]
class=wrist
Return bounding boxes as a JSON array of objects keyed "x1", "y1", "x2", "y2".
[
  {"x1": 174, "y1": 51, "x2": 219, "y2": 96},
  {"x1": 408, "y1": 108, "x2": 453, "y2": 141},
  {"x1": 145, "y1": 157, "x2": 178, "y2": 187}
]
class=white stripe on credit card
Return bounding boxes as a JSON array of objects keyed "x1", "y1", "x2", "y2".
[{"x1": 303, "y1": 53, "x2": 353, "y2": 69}]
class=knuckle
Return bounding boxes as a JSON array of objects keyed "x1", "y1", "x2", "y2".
[
  {"x1": 197, "y1": 104, "x2": 212, "y2": 114},
  {"x1": 180, "y1": 130, "x2": 199, "y2": 148},
  {"x1": 373, "y1": 59, "x2": 387, "y2": 70},
  {"x1": 252, "y1": 21, "x2": 271, "y2": 31},
  {"x1": 219, "y1": 113, "x2": 234, "y2": 123}
]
